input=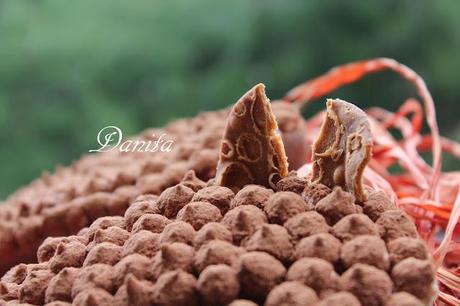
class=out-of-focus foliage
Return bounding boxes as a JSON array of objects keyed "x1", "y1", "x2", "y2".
[{"x1": 0, "y1": 0, "x2": 459, "y2": 198}]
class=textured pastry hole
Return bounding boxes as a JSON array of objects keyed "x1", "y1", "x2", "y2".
[
  {"x1": 233, "y1": 102, "x2": 246, "y2": 117},
  {"x1": 219, "y1": 162, "x2": 254, "y2": 191},
  {"x1": 236, "y1": 134, "x2": 262, "y2": 163},
  {"x1": 268, "y1": 172, "x2": 282, "y2": 189},
  {"x1": 221, "y1": 140, "x2": 234, "y2": 159}
]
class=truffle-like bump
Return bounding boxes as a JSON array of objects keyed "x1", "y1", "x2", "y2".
[
  {"x1": 37, "y1": 236, "x2": 87, "y2": 263},
  {"x1": 340, "y1": 263, "x2": 392, "y2": 306},
  {"x1": 275, "y1": 173, "x2": 309, "y2": 194},
  {"x1": 156, "y1": 184, "x2": 195, "y2": 218},
  {"x1": 176, "y1": 202, "x2": 222, "y2": 230},
  {"x1": 265, "y1": 281, "x2": 319, "y2": 306},
  {"x1": 284, "y1": 211, "x2": 331, "y2": 241},
  {"x1": 362, "y1": 190, "x2": 396, "y2": 221},
  {"x1": 301, "y1": 183, "x2": 331, "y2": 207},
  {"x1": 287, "y1": 258, "x2": 339, "y2": 296},
  {"x1": 244, "y1": 224, "x2": 294, "y2": 263},
  {"x1": 387, "y1": 237, "x2": 429, "y2": 266},
  {"x1": 332, "y1": 213, "x2": 378, "y2": 242},
  {"x1": 194, "y1": 240, "x2": 244, "y2": 273},
  {"x1": 340, "y1": 235, "x2": 389, "y2": 270},
  {"x1": 124, "y1": 195, "x2": 159, "y2": 230},
  {"x1": 386, "y1": 292, "x2": 424, "y2": 306},
  {"x1": 316, "y1": 291, "x2": 361, "y2": 306},
  {"x1": 86, "y1": 216, "x2": 126, "y2": 240},
  {"x1": 122, "y1": 230, "x2": 160, "y2": 258},
  {"x1": 192, "y1": 186, "x2": 234, "y2": 215},
  {"x1": 221, "y1": 205, "x2": 267, "y2": 245},
  {"x1": 315, "y1": 187, "x2": 362, "y2": 225},
  {"x1": 181, "y1": 170, "x2": 207, "y2": 192},
  {"x1": 49, "y1": 241, "x2": 86, "y2": 273},
  {"x1": 193, "y1": 222, "x2": 233, "y2": 250},
  {"x1": 0, "y1": 281, "x2": 19, "y2": 301},
  {"x1": 2, "y1": 264, "x2": 28, "y2": 284},
  {"x1": 228, "y1": 300, "x2": 258, "y2": 306},
  {"x1": 45, "y1": 267, "x2": 78, "y2": 303},
  {"x1": 73, "y1": 288, "x2": 115, "y2": 306},
  {"x1": 159, "y1": 221, "x2": 195, "y2": 246},
  {"x1": 152, "y1": 270, "x2": 198, "y2": 306},
  {"x1": 264, "y1": 192, "x2": 308, "y2": 225},
  {"x1": 294, "y1": 233, "x2": 341, "y2": 263},
  {"x1": 376, "y1": 210, "x2": 418, "y2": 242},
  {"x1": 151, "y1": 242, "x2": 195, "y2": 279},
  {"x1": 84, "y1": 242, "x2": 122, "y2": 266},
  {"x1": 93, "y1": 226, "x2": 129, "y2": 246},
  {"x1": 71, "y1": 264, "x2": 116, "y2": 298},
  {"x1": 131, "y1": 214, "x2": 170, "y2": 234},
  {"x1": 114, "y1": 254, "x2": 154, "y2": 287},
  {"x1": 231, "y1": 185, "x2": 274, "y2": 209},
  {"x1": 235, "y1": 251, "x2": 286, "y2": 302},
  {"x1": 19, "y1": 269, "x2": 55, "y2": 305},
  {"x1": 391, "y1": 258, "x2": 435, "y2": 304},
  {"x1": 197, "y1": 264, "x2": 240, "y2": 305},
  {"x1": 114, "y1": 274, "x2": 155, "y2": 306}
]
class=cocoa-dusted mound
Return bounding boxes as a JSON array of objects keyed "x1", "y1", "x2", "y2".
[
  {"x1": 0, "y1": 175, "x2": 436, "y2": 306},
  {"x1": 0, "y1": 107, "x2": 228, "y2": 273},
  {"x1": 1, "y1": 96, "x2": 437, "y2": 306},
  {"x1": 386, "y1": 292, "x2": 424, "y2": 306}
]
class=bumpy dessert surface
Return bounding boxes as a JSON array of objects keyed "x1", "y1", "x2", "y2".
[{"x1": 0, "y1": 87, "x2": 436, "y2": 306}]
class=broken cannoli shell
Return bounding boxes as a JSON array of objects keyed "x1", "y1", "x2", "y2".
[
  {"x1": 216, "y1": 84, "x2": 289, "y2": 191},
  {"x1": 312, "y1": 99, "x2": 372, "y2": 202}
]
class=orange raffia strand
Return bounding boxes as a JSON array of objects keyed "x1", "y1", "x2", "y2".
[{"x1": 284, "y1": 58, "x2": 460, "y2": 305}]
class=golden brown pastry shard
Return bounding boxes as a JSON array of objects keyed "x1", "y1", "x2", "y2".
[
  {"x1": 312, "y1": 99, "x2": 372, "y2": 202},
  {"x1": 216, "y1": 84, "x2": 289, "y2": 191}
]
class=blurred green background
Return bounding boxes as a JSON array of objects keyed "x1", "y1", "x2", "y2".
[{"x1": 0, "y1": 0, "x2": 459, "y2": 199}]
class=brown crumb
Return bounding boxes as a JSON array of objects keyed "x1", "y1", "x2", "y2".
[
  {"x1": 284, "y1": 211, "x2": 331, "y2": 241},
  {"x1": 151, "y1": 242, "x2": 195, "y2": 279},
  {"x1": 131, "y1": 213, "x2": 170, "y2": 234},
  {"x1": 286, "y1": 257, "x2": 339, "y2": 296},
  {"x1": 386, "y1": 292, "x2": 424, "y2": 306},
  {"x1": 332, "y1": 213, "x2": 378, "y2": 242},
  {"x1": 340, "y1": 235, "x2": 389, "y2": 270},
  {"x1": 264, "y1": 191, "x2": 308, "y2": 225},
  {"x1": 387, "y1": 237, "x2": 429, "y2": 266},
  {"x1": 192, "y1": 185, "x2": 234, "y2": 215},
  {"x1": 265, "y1": 281, "x2": 319, "y2": 306},
  {"x1": 193, "y1": 222, "x2": 233, "y2": 250},
  {"x1": 301, "y1": 183, "x2": 331, "y2": 207},
  {"x1": 176, "y1": 201, "x2": 222, "y2": 230},
  {"x1": 235, "y1": 251, "x2": 286, "y2": 302},
  {"x1": 156, "y1": 184, "x2": 195, "y2": 218},
  {"x1": 362, "y1": 189, "x2": 396, "y2": 221},
  {"x1": 315, "y1": 187, "x2": 362, "y2": 225},
  {"x1": 275, "y1": 173, "x2": 309, "y2": 194},
  {"x1": 316, "y1": 291, "x2": 361, "y2": 306},
  {"x1": 152, "y1": 270, "x2": 198, "y2": 306},
  {"x1": 49, "y1": 241, "x2": 86, "y2": 273},
  {"x1": 197, "y1": 264, "x2": 240, "y2": 305},
  {"x1": 221, "y1": 204, "x2": 267, "y2": 245},
  {"x1": 45, "y1": 267, "x2": 78, "y2": 303},
  {"x1": 122, "y1": 230, "x2": 160, "y2": 258},
  {"x1": 340, "y1": 263, "x2": 392, "y2": 306},
  {"x1": 158, "y1": 221, "x2": 195, "y2": 246},
  {"x1": 194, "y1": 240, "x2": 244, "y2": 273},
  {"x1": 391, "y1": 258, "x2": 435, "y2": 304},
  {"x1": 19, "y1": 269, "x2": 55, "y2": 305},
  {"x1": 376, "y1": 210, "x2": 418, "y2": 242},
  {"x1": 244, "y1": 224, "x2": 294, "y2": 263},
  {"x1": 231, "y1": 185, "x2": 274, "y2": 209},
  {"x1": 294, "y1": 233, "x2": 341, "y2": 263}
]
